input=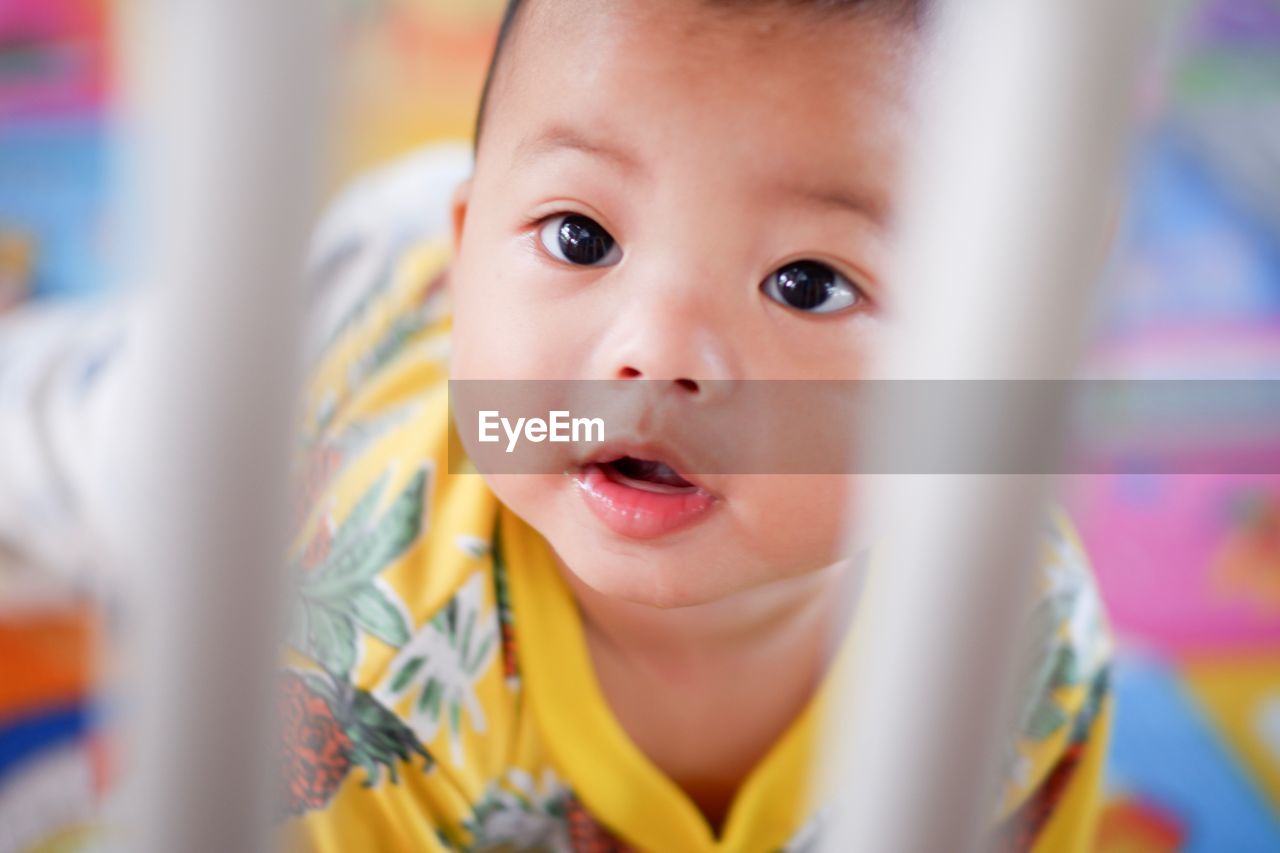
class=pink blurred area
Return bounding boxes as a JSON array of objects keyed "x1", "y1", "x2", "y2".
[
  {"x1": 0, "y1": 0, "x2": 99, "y2": 35},
  {"x1": 0, "y1": 0, "x2": 500, "y2": 176},
  {"x1": 1071, "y1": 473, "x2": 1280, "y2": 653},
  {"x1": 0, "y1": 0, "x2": 109, "y2": 119}
]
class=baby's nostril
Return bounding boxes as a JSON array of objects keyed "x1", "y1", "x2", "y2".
[
  {"x1": 675, "y1": 378, "x2": 699, "y2": 394},
  {"x1": 618, "y1": 366, "x2": 642, "y2": 379}
]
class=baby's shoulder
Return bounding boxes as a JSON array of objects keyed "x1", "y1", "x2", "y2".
[
  {"x1": 301, "y1": 236, "x2": 453, "y2": 447},
  {"x1": 281, "y1": 269, "x2": 513, "y2": 823},
  {"x1": 279, "y1": 394, "x2": 511, "y2": 826},
  {"x1": 287, "y1": 206, "x2": 498, "y2": 689},
  {"x1": 278, "y1": 150, "x2": 524, "y2": 822},
  {"x1": 288, "y1": 142, "x2": 483, "y2": 645},
  {"x1": 299, "y1": 142, "x2": 470, "y2": 444}
]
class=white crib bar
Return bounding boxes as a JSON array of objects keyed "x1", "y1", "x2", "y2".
[
  {"x1": 824, "y1": 1, "x2": 1148, "y2": 850},
  {"x1": 114, "y1": 2, "x2": 335, "y2": 850}
]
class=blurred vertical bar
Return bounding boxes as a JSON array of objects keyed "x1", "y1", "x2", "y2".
[
  {"x1": 824, "y1": 1, "x2": 1148, "y2": 851},
  {"x1": 112, "y1": 0, "x2": 335, "y2": 850}
]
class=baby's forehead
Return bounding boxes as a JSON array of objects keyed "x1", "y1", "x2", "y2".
[
  {"x1": 495, "y1": 0, "x2": 916, "y2": 91},
  {"x1": 479, "y1": 0, "x2": 918, "y2": 212},
  {"x1": 481, "y1": 0, "x2": 921, "y2": 136}
]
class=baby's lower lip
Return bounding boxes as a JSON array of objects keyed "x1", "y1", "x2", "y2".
[{"x1": 573, "y1": 462, "x2": 717, "y2": 540}]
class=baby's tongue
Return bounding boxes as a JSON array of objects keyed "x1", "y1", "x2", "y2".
[{"x1": 613, "y1": 457, "x2": 694, "y2": 489}]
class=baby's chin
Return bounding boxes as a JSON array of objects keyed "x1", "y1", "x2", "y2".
[
  {"x1": 485, "y1": 472, "x2": 838, "y2": 611},
  {"x1": 551, "y1": 540, "x2": 763, "y2": 610}
]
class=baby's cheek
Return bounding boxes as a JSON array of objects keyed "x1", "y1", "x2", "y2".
[
  {"x1": 451, "y1": 303, "x2": 509, "y2": 380},
  {"x1": 480, "y1": 473, "x2": 544, "y2": 523},
  {"x1": 451, "y1": 299, "x2": 570, "y2": 382},
  {"x1": 743, "y1": 474, "x2": 858, "y2": 574},
  {"x1": 449, "y1": 262, "x2": 525, "y2": 379}
]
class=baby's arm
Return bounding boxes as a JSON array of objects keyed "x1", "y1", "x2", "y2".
[
  {"x1": 0, "y1": 297, "x2": 136, "y2": 580},
  {"x1": 0, "y1": 142, "x2": 472, "y2": 583}
]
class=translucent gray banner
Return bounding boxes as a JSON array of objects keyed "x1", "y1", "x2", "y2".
[{"x1": 447, "y1": 380, "x2": 1280, "y2": 475}]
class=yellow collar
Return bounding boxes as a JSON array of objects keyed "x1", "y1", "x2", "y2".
[{"x1": 501, "y1": 506, "x2": 857, "y2": 852}]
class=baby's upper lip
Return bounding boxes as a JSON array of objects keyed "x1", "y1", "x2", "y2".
[{"x1": 577, "y1": 439, "x2": 716, "y2": 495}]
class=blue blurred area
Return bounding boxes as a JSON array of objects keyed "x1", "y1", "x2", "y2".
[
  {"x1": 1107, "y1": 654, "x2": 1280, "y2": 851},
  {"x1": 1109, "y1": 127, "x2": 1280, "y2": 337},
  {"x1": 0, "y1": 115, "x2": 110, "y2": 300},
  {"x1": 0, "y1": 704, "x2": 93, "y2": 782}
]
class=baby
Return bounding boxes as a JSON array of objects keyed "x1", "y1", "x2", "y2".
[
  {"x1": 279, "y1": 1, "x2": 1112, "y2": 850},
  {"x1": 0, "y1": 0, "x2": 1112, "y2": 850}
]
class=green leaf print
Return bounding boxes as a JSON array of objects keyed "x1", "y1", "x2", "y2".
[
  {"x1": 349, "y1": 584, "x2": 411, "y2": 647},
  {"x1": 306, "y1": 604, "x2": 357, "y2": 677},
  {"x1": 307, "y1": 470, "x2": 427, "y2": 598},
  {"x1": 1049, "y1": 644, "x2": 1081, "y2": 688},
  {"x1": 373, "y1": 573, "x2": 500, "y2": 764},
  {"x1": 1024, "y1": 700, "x2": 1069, "y2": 742},
  {"x1": 390, "y1": 656, "x2": 426, "y2": 693},
  {"x1": 320, "y1": 472, "x2": 388, "y2": 571},
  {"x1": 345, "y1": 686, "x2": 432, "y2": 787},
  {"x1": 351, "y1": 305, "x2": 437, "y2": 387},
  {"x1": 417, "y1": 678, "x2": 443, "y2": 718},
  {"x1": 291, "y1": 468, "x2": 427, "y2": 677}
]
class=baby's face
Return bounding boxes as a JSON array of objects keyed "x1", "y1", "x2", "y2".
[{"x1": 450, "y1": 0, "x2": 916, "y2": 607}]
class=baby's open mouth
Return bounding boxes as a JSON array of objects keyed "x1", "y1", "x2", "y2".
[
  {"x1": 573, "y1": 449, "x2": 717, "y2": 539},
  {"x1": 596, "y1": 456, "x2": 699, "y2": 494}
]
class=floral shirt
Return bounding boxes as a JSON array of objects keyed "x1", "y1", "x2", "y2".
[
  {"x1": 0, "y1": 145, "x2": 1113, "y2": 853},
  {"x1": 280, "y1": 236, "x2": 1113, "y2": 852}
]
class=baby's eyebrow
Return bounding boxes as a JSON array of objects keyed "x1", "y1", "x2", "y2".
[
  {"x1": 511, "y1": 124, "x2": 886, "y2": 228},
  {"x1": 511, "y1": 125, "x2": 644, "y2": 175},
  {"x1": 773, "y1": 179, "x2": 889, "y2": 229}
]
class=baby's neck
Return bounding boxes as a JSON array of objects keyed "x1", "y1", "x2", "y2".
[{"x1": 560, "y1": 559, "x2": 861, "y2": 833}]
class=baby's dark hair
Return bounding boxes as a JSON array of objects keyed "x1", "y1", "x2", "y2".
[{"x1": 473, "y1": 0, "x2": 923, "y2": 146}]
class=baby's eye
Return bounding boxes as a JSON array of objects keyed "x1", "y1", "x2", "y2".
[
  {"x1": 538, "y1": 214, "x2": 622, "y2": 267},
  {"x1": 761, "y1": 260, "x2": 862, "y2": 315}
]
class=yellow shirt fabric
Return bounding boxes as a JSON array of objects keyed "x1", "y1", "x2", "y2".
[{"x1": 281, "y1": 241, "x2": 1113, "y2": 852}]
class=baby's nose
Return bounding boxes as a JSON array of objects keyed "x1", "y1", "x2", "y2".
[
  {"x1": 616, "y1": 365, "x2": 703, "y2": 396},
  {"x1": 590, "y1": 263, "x2": 739, "y2": 393}
]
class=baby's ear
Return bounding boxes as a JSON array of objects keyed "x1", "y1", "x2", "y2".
[{"x1": 450, "y1": 177, "x2": 474, "y2": 257}]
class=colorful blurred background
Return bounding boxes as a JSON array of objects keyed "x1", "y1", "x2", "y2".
[{"x1": 2, "y1": 0, "x2": 1279, "y2": 849}]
